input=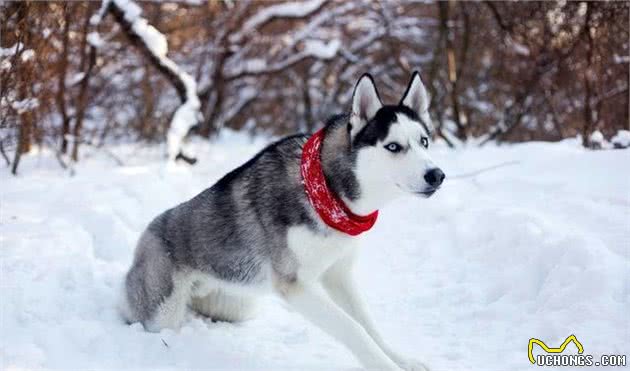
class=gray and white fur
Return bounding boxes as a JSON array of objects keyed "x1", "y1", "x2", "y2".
[{"x1": 121, "y1": 72, "x2": 445, "y2": 371}]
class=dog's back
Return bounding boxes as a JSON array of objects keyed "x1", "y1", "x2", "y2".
[{"x1": 122, "y1": 134, "x2": 314, "y2": 328}]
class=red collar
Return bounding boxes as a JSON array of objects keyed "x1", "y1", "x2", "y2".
[{"x1": 300, "y1": 129, "x2": 378, "y2": 236}]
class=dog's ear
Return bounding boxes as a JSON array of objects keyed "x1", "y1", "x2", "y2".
[
  {"x1": 350, "y1": 73, "x2": 382, "y2": 138},
  {"x1": 400, "y1": 71, "x2": 429, "y2": 116}
]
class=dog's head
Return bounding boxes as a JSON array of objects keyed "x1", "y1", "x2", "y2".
[{"x1": 345, "y1": 72, "x2": 445, "y2": 207}]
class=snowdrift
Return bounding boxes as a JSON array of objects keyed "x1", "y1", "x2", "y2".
[{"x1": 2, "y1": 133, "x2": 628, "y2": 370}]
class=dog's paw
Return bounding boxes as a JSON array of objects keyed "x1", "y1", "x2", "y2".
[{"x1": 394, "y1": 357, "x2": 430, "y2": 371}]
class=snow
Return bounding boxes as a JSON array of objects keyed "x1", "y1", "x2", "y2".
[
  {"x1": 507, "y1": 36, "x2": 530, "y2": 56},
  {"x1": 108, "y1": 0, "x2": 167, "y2": 57},
  {"x1": 90, "y1": 0, "x2": 112, "y2": 25},
  {"x1": 10, "y1": 97, "x2": 39, "y2": 114},
  {"x1": 242, "y1": 58, "x2": 268, "y2": 72},
  {"x1": 20, "y1": 49, "x2": 35, "y2": 62},
  {"x1": 165, "y1": 70, "x2": 201, "y2": 160},
  {"x1": 286, "y1": 3, "x2": 356, "y2": 50},
  {"x1": 303, "y1": 39, "x2": 340, "y2": 59},
  {"x1": 611, "y1": 129, "x2": 630, "y2": 148},
  {"x1": 614, "y1": 54, "x2": 630, "y2": 64},
  {"x1": 242, "y1": 0, "x2": 326, "y2": 33},
  {"x1": 589, "y1": 130, "x2": 604, "y2": 146},
  {"x1": 0, "y1": 43, "x2": 23, "y2": 57},
  {"x1": 131, "y1": 20, "x2": 168, "y2": 57},
  {"x1": 87, "y1": 32, "x2": 105, "y2": 48},
  {"x1": 1, "y1": 134, "x2": 629, "y2": 371},
  {"x1": 69, "y1": 72, "x2": 86, "y2": 86},
  {"x1": 0, "y1": 59, "x2": 11, "y2": 71}
]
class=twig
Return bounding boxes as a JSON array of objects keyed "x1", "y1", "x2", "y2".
[
  {"x1": 448, "y1": 160, "x2": 520, "y2": 180},
  {"x1": 62, "y1": 134, "x2": 125, "y2": 166},
  {"x1": 80, "y1": 138, "x2": 125, "y2": 166},
  {"x1": 41, "y1": 136, "x2": 70, "y2": 171},
  {"x1": 0, "y1": 138, "x2": 10, "y2": 166},
  {"x1": 54, "y1": 149, "x2": 69, "y2": 170}
]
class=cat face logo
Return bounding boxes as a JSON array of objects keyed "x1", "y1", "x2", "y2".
[{"x1": 528, "y1": 335, "x2": 584, "y2": 364}]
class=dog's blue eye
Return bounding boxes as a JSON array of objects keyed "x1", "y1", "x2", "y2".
[
  {"x1": 385, "y1": 143, "x2": 402, "y2": 153},
  {"x1": 420, "y1": 137, "x2": 429, "y2": 148}
]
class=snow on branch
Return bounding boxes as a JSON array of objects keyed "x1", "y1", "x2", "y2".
[
  {"x1": 303, "y1": 39, "x2": 340, "y2": 59},
  {"x1": 242, "y1": 0, "x2": 326, "y2": 34},
  {"x1": 286, "y1": 2, "x2": 356, "y2": 50},
  {"x1": 217, "y1": 86, "x2": 258, "y2": 129},
  {"x1": 99, "y1": 0, "x2": 201, "y2": 162},
  {"x1": 226, "y1": 39, "x2": 340, "y2": 80}
]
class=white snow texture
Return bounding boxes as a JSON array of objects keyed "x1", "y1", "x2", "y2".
[
  {"x1": 612, "y1": 130, "x2": 630, "y2": 148},
  {"x1": 1, "y1": 133, "x2": 629, "y2": 370},
  {"x1": 243, "y1": 0, "x2": 326, "y2": 33}
]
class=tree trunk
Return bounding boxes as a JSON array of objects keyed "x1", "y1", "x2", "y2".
[
  {"x1": 10, "y1": 3, "x2": 32, "y2": 175},
  {"x1": 302, "y1": 72, "x2": 314, "y2": 132},
  {"x1": 581, "y1": 5, "x2": 595, "y2": 148},
  {"x1": 439, "y1": 1, "x2": 466, "y2": 141},
  {"x1": 199, "y1": 49, "x2": 229, "y2": 137},
  {"x1": 58, "y1": 3, "x2": 71, "y2": 154},
  {"x1": 71, "y1": 5, "x2": 97, "y2": 162},
  {"x1": 71, "y1": 47, "x2": 96, "y2": 161},
  {"x1": 12, "y1": 83, "x2": 32, "y2": 175}
]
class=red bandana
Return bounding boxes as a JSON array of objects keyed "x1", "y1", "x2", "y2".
[{"x1": 300, "y1": 129, "x2": 378, "y2": 236}]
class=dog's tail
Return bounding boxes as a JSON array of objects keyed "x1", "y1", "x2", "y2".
[{"x1": 117, "y1": 279, "x2": 135, "y2": 325}]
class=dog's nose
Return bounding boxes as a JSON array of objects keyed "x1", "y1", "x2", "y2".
[{"x1": 424, "y1": 168, "x2": 445, "y2": 188}]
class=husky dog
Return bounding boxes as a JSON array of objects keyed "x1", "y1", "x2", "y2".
[{"x1": 121, "y1": 72, "x2": 445, "y2": 371}]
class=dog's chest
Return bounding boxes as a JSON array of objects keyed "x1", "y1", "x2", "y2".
[{"x1": 286, "y1": 225, "x2": 358, "y2": 282}]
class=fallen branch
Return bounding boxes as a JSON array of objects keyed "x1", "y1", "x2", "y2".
[
  {"x1": 63, "y1": 134, "x2": 125, "y2": 167},
  {"x1": 448, "y1": 160, "x2": 520, "y2": 180},
  {"x1": 0, "y1": 137, "x2": 10, "y2": 166}
]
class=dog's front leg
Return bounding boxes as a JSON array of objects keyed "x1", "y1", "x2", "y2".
[
  {"x1": 280, "y1": 281, "x2": 401, "y2": 370},
  {"x1": 322, "y1": 256, "x2": 429, "y2": 371}
]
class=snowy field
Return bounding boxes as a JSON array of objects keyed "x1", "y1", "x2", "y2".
[{"x1": 1, "y1": 131, "x2": 629, "y2": 371}]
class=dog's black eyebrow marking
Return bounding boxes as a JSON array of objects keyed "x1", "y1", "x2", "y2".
[
  {"x1": 353, "y1": 106, "x2": 398, "y2": 147},
  {"x1": 395, "y1": 105, "x2": 431, "y2": 136},
  {"x1": 353, "y1": 105, "x2": 432, "y2": 148},
  {"x1": 418, "y1": 117, "x2": 431, "y2": 137},
  {"x1": 403, "y1": 108, "x2": 432, "y2": 137}
]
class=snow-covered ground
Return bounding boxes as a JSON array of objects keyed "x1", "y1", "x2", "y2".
[{"x1": 2, "y1": 131, "x2": 629, "y2": 371}]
